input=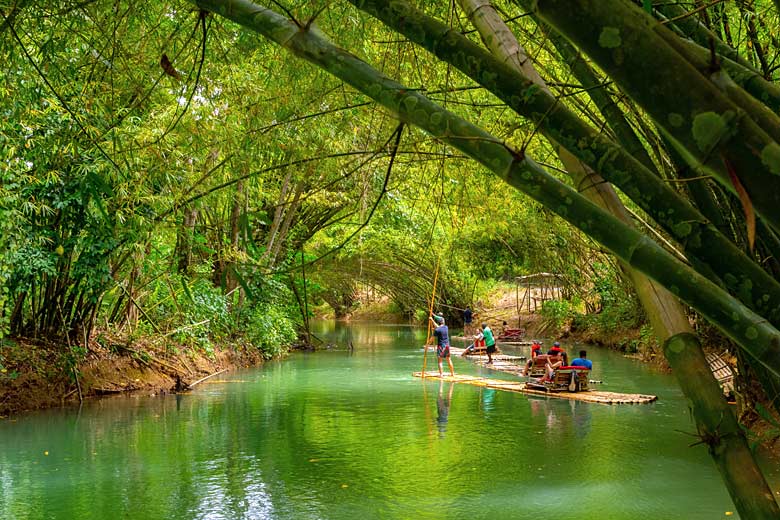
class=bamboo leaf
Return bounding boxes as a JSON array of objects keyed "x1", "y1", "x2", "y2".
[
  {"x1": 180, "y1": 277, "x2": 194, "y2": 304},
  {"x1": 232, "y1": 267, "x2": 256, "y2": 302},
  {"x1": 724, "y1": 155, "x2": 756, "y2": 251}
]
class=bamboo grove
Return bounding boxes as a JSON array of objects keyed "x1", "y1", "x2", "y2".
[{"x1": 3, "y1": 1, "x2": 780, "y2": 515}]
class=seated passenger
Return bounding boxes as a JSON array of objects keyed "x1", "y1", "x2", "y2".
[
  {"x1": 523, "y1": 352, "x2": 561, "y2": 377},
  {"x1": 547, "y1": 341, "x2": 568, "y2": 365},
  {"x1": 571, "y1": 349, "x2": 593, "y2": 370},
  {"x1": 541, "y1": 357, "x2": 563, "y2": 382},
  {"x1": 461, "y1": 337, "x2": 485, "y2": 357},
  {"x1": 531, "y1": 340, "x2": 543, "y2": 358}
]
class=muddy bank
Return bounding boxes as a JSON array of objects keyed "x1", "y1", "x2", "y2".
[{"x1": 0, "y1": 334, "x2": 269, "y2": 417}]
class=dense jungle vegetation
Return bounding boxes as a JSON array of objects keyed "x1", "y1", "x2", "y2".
[{"x1": 3, "y1": 1, "x2": 780, "y2": 515}]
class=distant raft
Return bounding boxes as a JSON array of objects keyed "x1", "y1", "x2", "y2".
[{"x1": 412, "y1": 372, "x2": 657, "y2": 405}]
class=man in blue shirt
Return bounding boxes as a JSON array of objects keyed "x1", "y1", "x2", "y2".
[
  {"x1": 430, "y1": 315, "x2": 455, "y2": 377},
  {"x1": 463, "y1": 307, "x2": 473, "y2": 334},
  {"x1": 571, "y1": 349, "x2": 593, "y2": 370}
]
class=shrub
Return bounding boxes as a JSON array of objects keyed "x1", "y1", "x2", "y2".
[
  {"x1": 540, "y1": 299, "x2": 575, "y2": 330},
  {"x1": 244, "y1": 304, "x2": 297, "y2": 359}
]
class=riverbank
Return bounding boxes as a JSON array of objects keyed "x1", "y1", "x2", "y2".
[{"x1": 0, "y1": 332, "x2": 271, "y2": 417}]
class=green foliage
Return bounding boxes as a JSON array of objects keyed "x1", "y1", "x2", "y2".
[
  {"x1": 540, "y1": 299, "x2": 575, "y2": 330},
  {"x1": 140, "y1": 272, "x2": 298, "y2": 357},
  {"x1": 180, "y1": 280, "x2": 234, "y2": 336},
  {"x1": 746, "y1": 403, "x2": 780, "y2": 452},
  {"x1": 569, "y1": 261, "x2": 647, "y2": 348},
  {"x1": 243, "y1": 304, "x2": 298, "y2": 359},
  {"x1": 591, "y1": 262, "x2": 642, "y2": 326}
]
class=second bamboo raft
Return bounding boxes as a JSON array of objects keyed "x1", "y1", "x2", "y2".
[{"x1": 412, "y1": 372, "x2": 657, "y2": 404}]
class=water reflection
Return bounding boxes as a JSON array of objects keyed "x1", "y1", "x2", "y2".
[
  {"x1": 527, "y1": 397, "x2": 592, "y2": 439},
  {"x1": 436, "y1": 381, "x2": 455, "y2": 437},
  {"x1": 570, "y1": 400, "x2": 592, "y2": 438},
  {"x1": 480, "y1": 388, "x2": 496, "y2": 413}
]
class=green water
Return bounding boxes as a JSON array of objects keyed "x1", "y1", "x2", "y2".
[{"x1": 1, "y1": 322, "x2": 777, "y2": 519}]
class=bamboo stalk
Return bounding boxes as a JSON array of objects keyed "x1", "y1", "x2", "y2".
[
  {"x1": 348, "y1": 0, "x2": 780, "y2": 330},
  {"x1": 532, "y1": 0, "x2": 780, "y2": 233},
  {"x1": 422, "y1": 256, "x2": 440, "y2": 377}
]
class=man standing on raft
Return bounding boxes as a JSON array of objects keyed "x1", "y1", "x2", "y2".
[
  {"x1": 474, "y1": 322, "x2": 497, "y2": 364},
  {"x1": 430, "y1": 315, "x2": 455, "y2": 377}
]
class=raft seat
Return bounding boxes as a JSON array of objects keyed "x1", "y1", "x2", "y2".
[
  {"x1": 550, "y1": 366, "x2": 591, "y2": 392},
  {"x1": 463, "y1": 338, "x2": 501, "y2": 356},
  {"x1": 526, "y1": 354, "x2": 562, "y2": 378}
]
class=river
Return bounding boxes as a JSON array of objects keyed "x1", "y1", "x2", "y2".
[{"x1": 1, "y1": 321, "x2": 777, "y2": 519}]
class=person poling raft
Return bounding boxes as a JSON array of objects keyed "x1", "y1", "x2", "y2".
[{"x1": 426, "y1": 315, "x2": 455, "y2": 378}]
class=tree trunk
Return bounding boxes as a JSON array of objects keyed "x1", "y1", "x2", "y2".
[
  {"x1": 268, "y1": 180, "x2": 303, "y2": 267},
  {"x1": 262, "y1": 169, "x2": 292, "y2": 265},
  {"x1": 226, "y1": 180, "x2": 244, "y2": 299},
  {"x1": 176, "y1": 207, "x2": 198, "y2": 275}
]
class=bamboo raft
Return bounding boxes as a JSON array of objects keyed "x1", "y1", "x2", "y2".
[
  {"x1": 413, "y1": 372, "x2": 657, "y2": 404},
  {"x1": 451, "y1": 335, "x2": 532, "y2": 346},
  {"x1": 448, "y1": 346, "x2": 526, "y2": 374}
]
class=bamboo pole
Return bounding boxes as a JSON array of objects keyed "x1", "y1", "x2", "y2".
[
  {"x1": 422, "y1": 257, "x2": 440, "y2": 377},
  {"x1": 188, "y1": 368, "x2": 229, "y2": 389}
]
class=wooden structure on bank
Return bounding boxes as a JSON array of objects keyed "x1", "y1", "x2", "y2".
[
  {"x1": 413, "y1": 373, "x2": 657, "y2": 404},
  {"x1": 706, "y1": 351, "x2": 735, "y2": 396},
  {"x1": 516, "y1": 272, "x2": 566, "y2": 313}
]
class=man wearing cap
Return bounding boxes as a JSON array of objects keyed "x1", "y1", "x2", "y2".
[
  {"x1": 429, "y1": 315, "x2": 455, "y2": 377},
  {"x1": 547, "y1": 341, "x2": 569, "y2": 365},
  {"x1": 531, "y1": 340, "x2": 543, "y2": 358}
]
